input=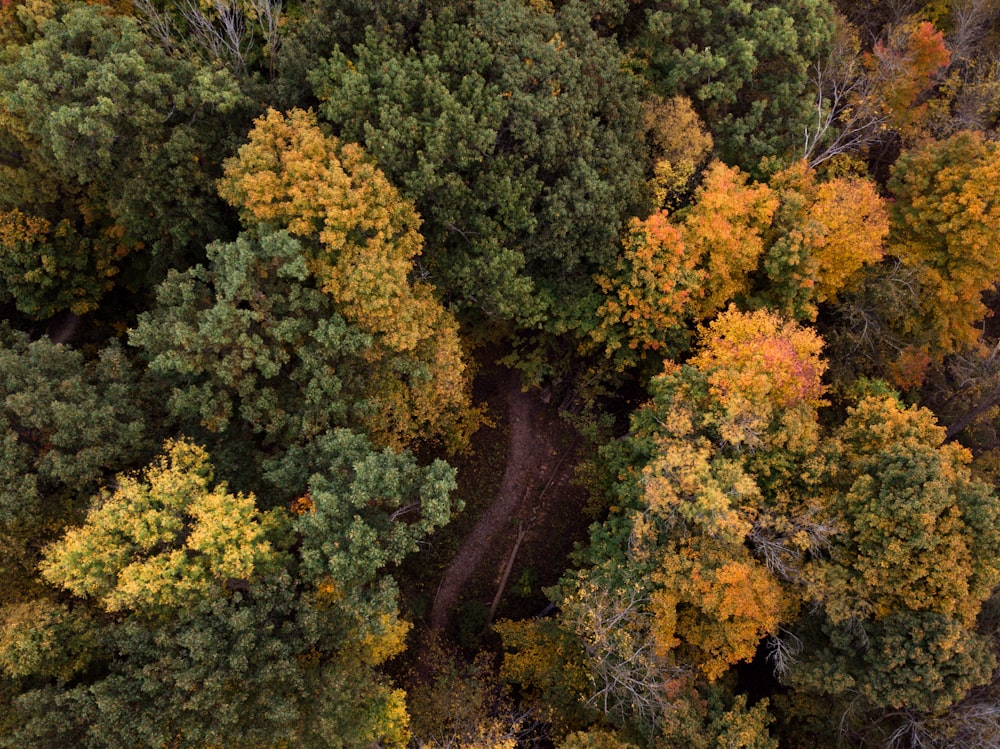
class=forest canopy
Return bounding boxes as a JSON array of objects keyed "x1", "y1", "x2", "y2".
[{"x1": 3, "y1": 0, "x2": 1000, "y2": 746}]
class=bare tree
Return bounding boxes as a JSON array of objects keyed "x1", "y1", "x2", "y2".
[
  {"x1": 561, "y1": 579, "x2": 681, "y2": 732},
  {"x1": 134, "y1": 0, "x2": 283, "y2": 79},
  {"x1": 803, "y1": 15, "x2": 888, "y2": 167},
  {"x1": 765, "y1": 629, "x2": 803, "y2": 680}
]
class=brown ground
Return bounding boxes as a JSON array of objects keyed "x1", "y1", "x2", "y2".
[{"x1": 429, "y1": 368, "x2": 591, "y2": 631}]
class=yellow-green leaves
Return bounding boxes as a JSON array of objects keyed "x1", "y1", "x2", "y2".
[{"x1": 41, "y1": 440, "x2": 282, "y2": 614}]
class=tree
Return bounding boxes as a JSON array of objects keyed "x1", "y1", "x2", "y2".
[
  {"x1": 591, "y1": 163, "x2": 778, "y2": 368},
  {"x1": 2, "y1": 434, "x2": 459, "y2": 747},
  {"x1": 0, "y1": 3, "x2": 245, "y2": 316},
  {"x1": 310, "y1": 0, "x2": 648, "y2": 335},
  {"x1": 885, "y1": 130, "x2": 1000, "y2": 363},
  {"x1": 212, "y1": 108, "x2": 478, "y2": 451},
  {"x1": 804, "y1": 15, "x2": 951, "y2": 166},
  {"x1": 761, "y1": 161, "x2": 888, "y2": 319},
  {"x1": 39, "y1": 439, "x2": 284, "y2": 615},
  {"x1": 0, "y1": 331, "x2": 150, "y2": 603},
  {"x1": 787, "y1": 394, "x2": 1000, "y2": 726},
  {"x1": 680, "y1": 163, "x2": 778, "y2": 317},
  {"x1": 545, "y1": 310, "x2": 827, "y2": 741},
  {"x1": 630, "y1": 0, "x2": 833, "y2": 171},
  {"x1": 592, "y1": 211, "x2": 698, "y2": 369},
  {"x1": 593, "y1": 160, "x2": 884, "y2": 369},
  {"x1": 218, "y1": 108, "x2": 452, "y2": 354},
  {"x1": 640, "y1": 95, "x2": 713, "y2": 209},
  {"x1": 130, "y1": 228, "x2": 476, "y2": 461},
  {"x1": 408, "y1": 637, "x2": 529, "y2": 749}
]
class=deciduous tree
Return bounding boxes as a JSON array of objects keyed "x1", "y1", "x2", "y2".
[{"x1": 788, "y1": 394, "x2": 1000, "y2": 723}]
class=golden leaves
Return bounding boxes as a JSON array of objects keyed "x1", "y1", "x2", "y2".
[{"x1": 40, "y1": 440, "x2": 280, "y2": 614}]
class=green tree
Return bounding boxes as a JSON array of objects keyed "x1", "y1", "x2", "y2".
[
  {"x1": 630, "y1": 0, "x2": 834, "y2": 171},
  {"x1": 130, "y1": 228, "x2": 475, "y2": 462},
  {"x1": 0, "y1": 331, "x2": 150, "y2": 603},
  {"x1": 310, "y1": 0, "x2": 648, "y2": 335},
  {"x1": 0, "y1": 3, "x2": 245, "y2": 316}
]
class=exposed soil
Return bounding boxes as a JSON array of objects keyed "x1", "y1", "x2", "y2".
[{"x1": 429, "y1": 368, "x2": 591, "y2": 631}]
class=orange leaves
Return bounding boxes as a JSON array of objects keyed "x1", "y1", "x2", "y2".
[
  {"x1": 808, "y1": 176, "x2": 887, "y2": 300},
  {"x1": 651, "y1": 545, "x2": 784, "y2": 681},
  {"x1": 0, "y1": 208, "x2": 49, "y2": 247},
  {"x1": 596, "y1": 159, "x2": 882, "y2": 365},
  {"x1": 218, "y1": 108, "x2": 335, "y2": 235},
  {"x1": 594, "y1": 161, "x2": 779, "y2": 363},
  {"x1": 686, "y1": 307, "x2": 826, "y2": 452},
  {"x1": 888, "y1": 131, "x2": 1000, "y2": 363},
  {"x1": 765, "y1": 162, "x2": 888, "y2": 318},
  {"x1": 692, "y1": 307, "x2": 826, "y2": 410},
  {"x1": 682, "y1": 162, "x2": 778, "y2": 317},
  {"x1": 290, "y1": 494, "x2": 314, "y2": 515},
  {"x1": 594, "y1": 210, "x2": 697, "y2": 365},
  {"x1": 865, "y1": 20, "x2": 950, "y2": 138}
]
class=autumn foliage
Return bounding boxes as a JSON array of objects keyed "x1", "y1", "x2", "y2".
[{"x1": 5, "y1": 2, "x2": 1000, "y2": 747}]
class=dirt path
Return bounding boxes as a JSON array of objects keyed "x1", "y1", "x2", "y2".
[{"x1": 429, "y1": 373, "x2": 541, "y2": 630}]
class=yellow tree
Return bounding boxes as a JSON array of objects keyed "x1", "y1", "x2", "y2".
[
  {"x1": 681, "y1": 162, "x2": 778, "y2": 317},
  {"x1": 213, "y1": 108, "x2": 479, "y2": 450},
  {"x1": 219, "y1": 107, "x2": 440, "y2": 353},
  {"x1": 763, "y1": 161, "x2": 888, "y2": 320},
  {"x1": 39, "y1": 439, "x2": 282, "y2": 615},
  {"x1": 788, "y1": 394, "x2": 1000, "y2": 723},
  {"x1": 553, "y1": 310, "x2": 826, "y2": 738},
  {"x1": 886, "y1": 130, "x2": 1000, "y2": 365}
]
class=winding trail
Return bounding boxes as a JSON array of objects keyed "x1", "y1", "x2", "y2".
[{"x1": 429, "y1": 375, "x2": 542, "y2": 631}]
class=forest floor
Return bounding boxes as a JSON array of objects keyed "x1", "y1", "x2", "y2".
[{"x1": 427, "y1": 366, "x2": 592, "y2": 635}]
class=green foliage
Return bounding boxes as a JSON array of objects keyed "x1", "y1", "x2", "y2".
[
  {"x1": 4, "y1": 579, "x2": 310, "y2": 749},
  {"x1": 0, "y1": 3, "x2": 245, "y2": 316},
  {"x1": 216, "y1": 107, "x2": 480, "y2": 450},
  {"x1": 273, "y1": 428, "x2": 459, "y2": 588},
  {"x1": 130, "y1": 228, "x2": 474, "y2": 458},
  {"x1": 311, "y1": 0, "x2": 648, "y2": 333},
  {"x1": 0, "y1": 332, "x2": 150, "y2": 603},
  {"x1": 0, "y1": 333, "x2": 148, "y2": 528},
  {"x1": 631, "y1": 0, "x2": 834, "y2": 171}
]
